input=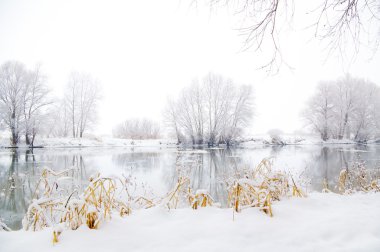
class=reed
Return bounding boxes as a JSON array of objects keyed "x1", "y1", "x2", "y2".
[
  {"x1": 337, "y1": 164, "x2": 380, "y2": 194},
  {"x1": 161, "y1": 176, "x2": 190, "y2": 209},
  {"x1": 188, "y1": 189, "x2": 214, "y2": 209},
  {"x1": 21, "y1": 157, "x2": 310, "y2": 244},
  {"x1": 227, "y1": 158, "x2": 303, "y2": 216}
]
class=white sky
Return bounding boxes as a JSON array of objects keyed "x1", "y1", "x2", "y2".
[{"x1": 0, "y1": 0, "x2": 379, "y2": 136}]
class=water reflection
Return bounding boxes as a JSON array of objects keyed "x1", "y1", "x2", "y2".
[
  {"x1": 1, "y1": 145, "x2": 379, "y2": 230},
  {"x1": 0, "y1": 150, "x2": 36, "y2": 230},
  {"x1": 306, "y1": 145, "x2": 380, "y2": 192}
]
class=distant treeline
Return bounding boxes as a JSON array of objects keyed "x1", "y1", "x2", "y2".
[{"x1": 303, "y1": 75, "x2": 380, "y2": 142}]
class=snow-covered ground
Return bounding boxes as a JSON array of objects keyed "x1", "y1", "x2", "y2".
[
  {"x1": 1, "y1": 193, "x2": 379, "y2": 252},
  {"x1": 0, "y1": 135, "x2": 364, "y2": 149},
  {"x1": 241, "y1": 133, "x2": 360, "y2": 146},
  {"x1": 0, "y1": 136, "x2": 178, "y2": 148},
  {"x1": 1, "y1": 130, "x2": 378, "y2": 148}
]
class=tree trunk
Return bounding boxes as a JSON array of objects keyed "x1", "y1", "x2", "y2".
[
  {"x1": 339, "y1": 113, "x2": 349, "y2": 140},
  {"x1": 25, "y1": 133, "x2": 30, "y2": 146},
  {"x1": 10, "y1": 111, "x2": 18, "y2": 146},
  {"x1": 31, "y1": 133, "x2": 36, "y2": 148},
  {"x1": 11, "y1": 129, "x2": 18, "y2": 146}
]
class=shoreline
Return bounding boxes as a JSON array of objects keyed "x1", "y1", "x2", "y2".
[{"x1": 0, "y1": 136, "x2": 379, "y2": 149}]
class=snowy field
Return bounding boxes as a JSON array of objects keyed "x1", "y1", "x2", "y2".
[{"x1": 1, "y1": 193, "x2": 379, "y2": 252}]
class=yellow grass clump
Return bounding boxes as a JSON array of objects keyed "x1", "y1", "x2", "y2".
[
  {"x1": 161, "y1": 176, "x2": 190, "y2": 209},
  {"x1": 24, "y1": 171, "x2": 137, "y2": 243},
  {"x1": 23, "y1": 198, "x2": 62, "y2": 231},
  {"x1": 84, "y1": 175, "x2": 116, "y2": 221},
  {"x1": 336, "y1": 164, "x2": 380, "y2": 194},
  {"x1": 227, "y1": 158, "x2": 304, "y2": 217},
  {"x1": 188, "y1": 189, "x2": 214, "y2": 210},
  {"x1": 60, "y1": 199, "x2": 87, "y2": 230},
  {"x1": 86, "y1": 209, "x2": 100, "y2": 229}
]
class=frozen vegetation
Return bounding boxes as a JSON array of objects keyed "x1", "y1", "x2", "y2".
[
  {"x1": 0, "y1": 157, "x2": 379, "y2": 252},
  {"x1": 0, "y1": 134, "x2": 369, "y2": 149}
]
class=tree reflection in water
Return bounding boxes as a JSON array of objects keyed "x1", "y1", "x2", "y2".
[{"x1": 0, "y1": 149, "x2": 89, "y2": 230}]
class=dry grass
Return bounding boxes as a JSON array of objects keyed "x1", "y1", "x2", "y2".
[
  {"x1": 337, "y1": 163, "x2": 380, "y2": 194},
  {"x1": 22, "y1": 158, "x2": 308, "y2": 244},
  {"x1": 227, "y1": 158, "x2": 304, "y2": 216},
  {"x1": 322, "y1": 179, "x2": 332, "y2": 193},
  {"x1": 161, "y1": 176, "x2": 190, "y2": 210},
  {"x1": 18, "y1": 155, "x2": 380, "y2": 246},
  {"x1": 24, "y1": 172, "x2": 135, "y2": 242},
  {"x1": 188, "y1": 189, "x2": 214, "y2": 210}
]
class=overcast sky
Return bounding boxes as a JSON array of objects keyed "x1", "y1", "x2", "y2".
[{"x1": 0, "y1": 0, "x2": 379, "y2": 135}]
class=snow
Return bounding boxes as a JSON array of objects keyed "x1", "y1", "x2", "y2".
[
  {"x1": 1, "y1": 193, "x2": 379, "y2": 252},
  {"x1": 241, "y1": 134, "x2": 359, "y2": 146},
  {"x1": 0, "y1": 137, "x2": 178, "y2": 148},
  {"x1": 0, "y1": 134, "x2": 368, "y2": 149}
]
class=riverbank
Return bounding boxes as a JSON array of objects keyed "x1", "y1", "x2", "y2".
[
  {"x1": 1, "y1": 192, "x2": 379, "y2": 252},
  {"x1": 0, "y1": 137, "x2": 178, "y2": 149},
  {"x1": 0, "y1": 134, "x2": 379, "y2": 149}
]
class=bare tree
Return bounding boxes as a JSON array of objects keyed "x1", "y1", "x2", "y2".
[
  {"x1": 64, "y1": 72, "x2": 101, "y2": 138},
  {"x1": 204, "y1": 73, "x2": 234, "y2": 144},
  {"x1": 0, "y1": 61, "x2": 52, "y2": 146},
  {"x1": 175, "y1": 80, "x2": 206, "y2": 144},
  {"x1": 350, "y1": 80, "x2": 379, "y2": 141},
  {"x1": 44, "y1": 99, "x2": 70, "y2": 138},
  {"x1": 222, "y1": 84, "x2": 254, "y2": 144},
  {"x1": 0, "y1": 61, "x2": 26, "y2": 146},
  {"x1": 21, "y1": 64, "x2": 51, "y2": 146},
  {"x1": 202, "y1": 0, "x2": 380, "y2": 72},
  {"x1": 164, "y1": 73, "x2": 254, "y2": 145},
  {"x1": 113, "y1": 118, "x2": 161, "y2": 140},
  {"x1": 163, "y1": 98, "x2": 183, "y2": 143},
  {"x1": 303, "y1": 75, "x2": 380, "y2": 142},
  {"x1": 331, "y1": 75, "x2": 358, "y2": 139},
  {"x1": 302, "y1": 82, "x2": 335, "y2": 141}
]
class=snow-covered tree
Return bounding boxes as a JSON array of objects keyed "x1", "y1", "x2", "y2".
[
  {"x1": 267, "y1": 128, "x2": 284, "y2": 145},
  {"x1": 163, "y1": 98, "x2": 183, "y2": 143},
  {"x1": 21, "y1": 64, "x2": 52, "y2": 146},
  {"x1": 303, "y1": 75, "x2": 380, "y2": 142},
  {"x1": 302, "y1": 82, "x2": 335, "y2": 141},
  {"x1": 113, "y1": 118, "x2": 161, "y2": 140},
  {"x1": 0, "y1": 61, "x2": 51, "y2": 146},
  {"x1": 164, "y1": 73, "x2": 254, "y2": 145},
  {"x1": 350, "y1": 80, "x2": 380, "y2": 141},
  {"x1": 64, "y1": 72, "x2": 101, "y2": 138},
  {"x1": 44, "y1": 99, "x2": 70, "y2": 138},
  {"x1": 0, "y1": 61, "x2": 27, "y2": 146}
]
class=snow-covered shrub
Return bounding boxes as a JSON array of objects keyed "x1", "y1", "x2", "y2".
[
  {"x1": 267, "y1": 129, "x2": 285, "y2": 145},
  {"x1": 337, "y1": 162, "x2": 380, "y2": 193},
  {"x1": 23, "y1": 171, "x2": 133, "y2": 232}
]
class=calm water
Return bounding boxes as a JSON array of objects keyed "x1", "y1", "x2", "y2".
[{"x1": 1, "y1": 145, "x2": 380, "y2": 230}]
